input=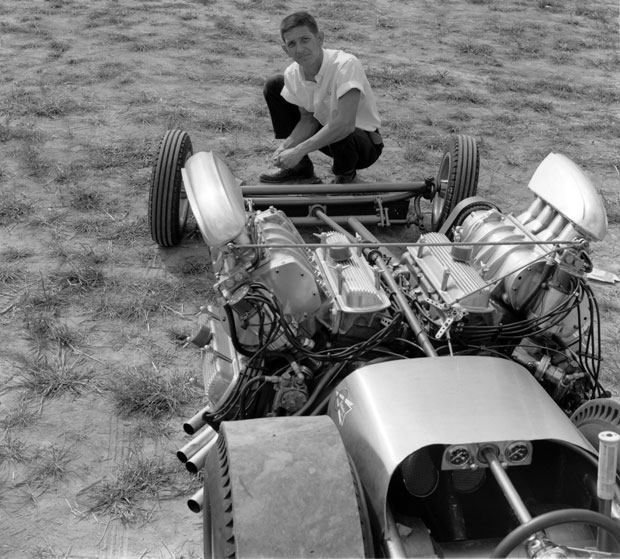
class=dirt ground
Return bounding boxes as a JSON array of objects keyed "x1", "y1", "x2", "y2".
[{"x1": 0, "y1": 0, "x2": 618, "y2": 557}]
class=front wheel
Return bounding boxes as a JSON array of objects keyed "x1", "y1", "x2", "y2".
[
  {"x1": 431, "y1": 134, "x2": 479, "y2": 231},
  {"x1": 148, "y1": 129, "x2": 193, "y2": 247}
]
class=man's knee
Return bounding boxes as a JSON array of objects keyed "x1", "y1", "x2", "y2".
[{"x1": 263, "y1": 74, "x2": 285, "y2": 99}]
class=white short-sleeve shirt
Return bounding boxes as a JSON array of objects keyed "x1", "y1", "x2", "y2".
[{"x1": 281, "y1": 49, "x2": 381, "y2": 132}]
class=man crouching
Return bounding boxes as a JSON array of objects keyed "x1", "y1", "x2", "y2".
[{"x1": 260, "y1": 12, "x2": 384, "y2": 185}]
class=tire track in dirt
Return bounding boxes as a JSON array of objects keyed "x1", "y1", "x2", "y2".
[{"x1": 97, "y1": 413, "x2": 129, "y2": 559}]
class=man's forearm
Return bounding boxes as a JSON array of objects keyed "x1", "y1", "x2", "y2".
[
  {"x1": 282, "y1": 116, "x2": 321, "y2": 149},
  {"x1": 292, "y1": 120, "x2": 353, "y2": 157}
]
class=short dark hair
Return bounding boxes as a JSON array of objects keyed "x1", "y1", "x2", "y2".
[{"x1": 280, "y1": 12, "x2": 319, "y2": 41}]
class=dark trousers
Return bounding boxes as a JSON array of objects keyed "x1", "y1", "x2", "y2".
[{"x1": 263, "y1": 75, "x2": 383, "y2": 177}]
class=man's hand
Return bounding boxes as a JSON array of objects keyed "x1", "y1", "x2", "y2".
[
  {"x1": 276, "y1": 148, "x2": 304, "y2": 170},
  {"x1": 270, "y1": 144, "x2": 286, "y2": 167}
]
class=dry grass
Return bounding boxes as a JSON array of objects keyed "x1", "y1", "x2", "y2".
[
  {"x1": 82, "y1": 454, "x2": 184, "y2": 524},
  {"x1": 9, "y1": 348, "x2": 96, "y2": 398},
  {"x1": 107, "y1": 366, "x2": 199, "y2": 419}
]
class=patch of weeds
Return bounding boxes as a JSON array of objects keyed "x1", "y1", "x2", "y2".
[
  {"x1": 180, "y1": 258, "x2": 211, "y2": 276},
  {"x1": 433, "y1": 88, "x2": 488, "y2": 105},
  {"x1": 73, "y1": 215, "x2": 111, "y2": 236},
  {"x1": 65, "y1": 184, "x2": 104, "y2": 211},
  {"x1": 8, "y1": 86, "x2": 79, "y2": 118},
  {"x1": 23, "y1": 302, "x2": 86, "y2": 348},
  {"x1": 213, "y1": 15, "x2": 254, "y2": 39},
  {"x1": 95, "y1": 61, "x2": 130, "y2": 80},
  {"x1": 102, "y1": 215, "x2": 149, "y2": 243},
  {"x1": 29, "y1": 443, "x2": 73, "y2": 487},
  {"x1": 84, "y1": 454, "x2": 182, "y2": 524},
  {"x1": 2, "y1": 246, "x2": 34, "y2": 261},
  {"x1": 0, "y1": 432, "x2": 29, "y2": 464},
  {"x1": 88, "y1": 137, "x2": 154, "y2": 170},
  {"x1": 0, "y1": 398, "x2": 42, "y2": 430},
  {"x1": 382, "y1": 117, "x2": 418, "y2": 140},
  {"x1": 508, "y1": 97, "x2": 554, "y2": 113},
  {"x1": 574, "y1": 5, "x2": 609, "y2": 21},
  {"x1": 0, "y1": 117, "x2": 43, "y2": 143},
  {"x1": 131, "y1": 417, "x2": 175, "y2": 440},
  {"x1": 49, "y1": 39, "x2": 71, "y2": 59},
  {"x1": 10, "y1": 348, "x2": 95, "y2": 398},
  {"x1": 54, "y1": 263, "x2": 104, "y2": 292},
  {"x1": 0, "y1": 195, "x2": 34, "y2": 225},
  {"x1": 0, "y1": 262, "x2": 24, "y2": 285},
  {"x1": 28, "y1": 210, "x2": 68, "y2": 231},
  {"x1": 403, "y1": 142, "x2": 434, "y2": 165},
  {"x1": 54, "y1": 160, "x2": 87, "y2": 184},
  {"x1": 457, "y1": 41, "x2": 494, "y2": 58},
  {"x1": 93, "y1": 276, "x2": 181, "y2": 322},
  {"x1": 14, "y1": 143, "x2": 52, "y2": 178},
  {"x1": 367, "y1": 66, "x2": 419, "y2": 89},
  {"x1": 196, "y1": 111, "x2": 250, "y2": 133},
  {"x1": 84, "y1": 6, "x2": 130, "y2": 28},
  {"x1": 108, "y1": 366, "x2": 199, "y2": 419}
]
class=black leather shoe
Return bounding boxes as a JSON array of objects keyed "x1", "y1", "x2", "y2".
[
  {"x1": 331, "y1": 171, "x2": 358, "y2": 184},
  {"x1": 259, "y1": 162, "x2": 315, "y2": 184}
]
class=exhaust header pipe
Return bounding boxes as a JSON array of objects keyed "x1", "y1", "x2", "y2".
[
  {"x1": 188, "y1": 487, "x2": 204, "y2": 513},
  {"x1": 177, "y1": 425, "x2": 217, "y2": 464}
]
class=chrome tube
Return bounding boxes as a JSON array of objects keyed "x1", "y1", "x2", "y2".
[
  {"x1": 481, "y1": 446, "x2": 532, "y2": 525},
  {"x1": 183, "y1": 405, "x2": 212, "y2": 435},
  {"x1": 187, "y1": 487, "x2": 204, "y2": 513},
  {"x1": 177, "y1": 425, "x2": 217, "y2": 463},
  {"x1": 597, "y1": 431, "x2": 620, "y2": 551},
  {"x1": 186, "y1": 433, "x2": 219, "y2": 474},
  {"x1": 242, "y1": 181, "x2": 427, "y2": 195}
]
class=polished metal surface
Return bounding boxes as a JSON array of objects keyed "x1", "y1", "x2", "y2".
[
  {"x1": 182, "y1": 151, "x2": 247, "y2": 247},
  {"x1": 404, "y1": 231, "x2": 492, "y2": 311},
  {"x1": 314, "y1": 231, "x2": 391, "y2": 314},
  {"x1": 328, "y1": 356, "x2": 592, "y2": 534},
  {"x1": 524, "y1": 153, "x2": 607, "y2": 241}
]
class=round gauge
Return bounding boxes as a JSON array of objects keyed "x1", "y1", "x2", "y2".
[
  {"x1": 506, "y1": 442, "x2": 529, "y2": 463},
  {"x1": 447, "y1": 446, "x2": 471, "y2": 466}
]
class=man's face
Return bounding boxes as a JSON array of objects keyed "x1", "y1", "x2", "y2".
[{"x1": 282, "y1": 25, "x2": 324, "y2": 70}]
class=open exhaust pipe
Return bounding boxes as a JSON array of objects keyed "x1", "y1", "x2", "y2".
[
  {"x1": 177, "y1": 425, "x2": 217, "y2": 464},
  {"x1": 186, "y1": 433, "x2": 219, "y2": 474},
  {"x1": 188, "y1": 487, "x2": 204, "y2": 513}
]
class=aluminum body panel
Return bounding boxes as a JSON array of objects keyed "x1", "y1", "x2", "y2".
[
  {"x1": 525, "y1": 153, "x2": 607, "y2": 241},
  {"x1": 182, "y1": 151, "x2": 246, "y2": 247},
  {"x1": 217, "y1": 416, "x2": 365, "y2": 558},
  {"x1": 327, "y1": 356, "x2": 591, "y2": 533}
]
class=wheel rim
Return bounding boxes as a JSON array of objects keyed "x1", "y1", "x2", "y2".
[
  {"x1": 432, "y1": 154, "x2": 451, "y2": 226},
  {"x1": 178, "y1": 150, "x2": 192, "y2": 231}
]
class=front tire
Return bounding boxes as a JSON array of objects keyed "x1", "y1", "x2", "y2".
[
  {"x1": 148, "y1": 129, "x2": 193, "y2": 247},
  {"x1": 431, "y1": 135, "x2": 479, "y2": 231}
]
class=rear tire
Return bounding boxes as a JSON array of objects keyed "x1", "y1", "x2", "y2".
[
  {"x1": 148, "y1": 129, "x2": 193, "y2": 247},
  {"x1": 571, "y1": 397, "x2": 620, "y2": 468},
  {"x1": 431, "y1": 135, "x2": 479, "y2": 231}
]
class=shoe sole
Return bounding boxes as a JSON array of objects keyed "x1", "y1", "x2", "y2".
[{"x1": 259, "y1": 175, "x2": 322, "y2": 185}]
